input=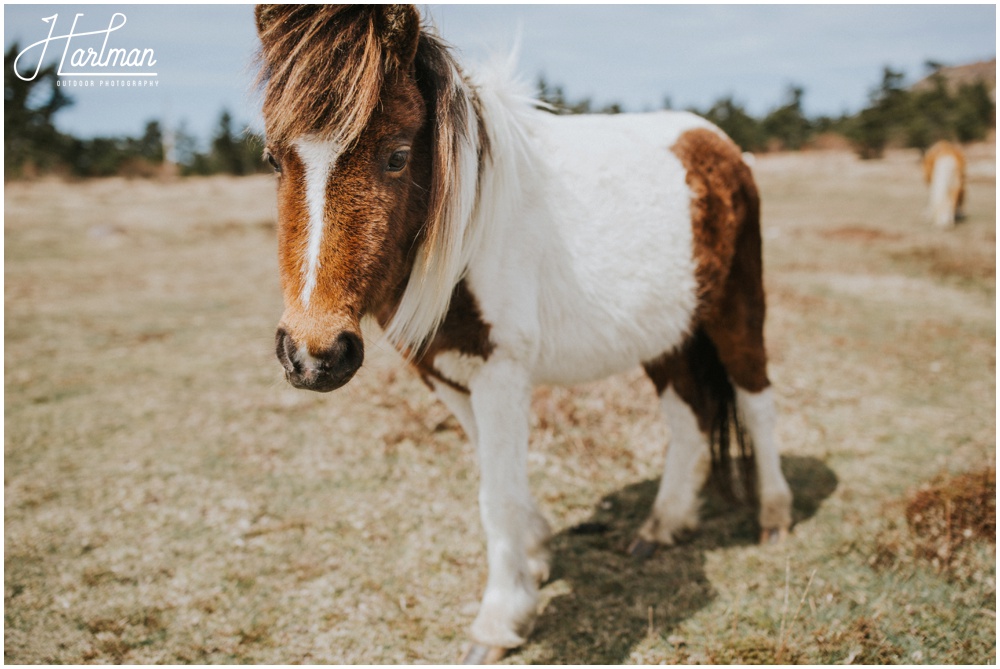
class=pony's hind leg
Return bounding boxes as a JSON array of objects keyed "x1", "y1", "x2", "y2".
[
  {"x1": 637, "y1": 297, "x2": 793, "y2": 552},
  {"x1": 635, "y1": 388, "x2": 711, "y2": 548},
  {"x1": 705, "y1": 310, "x2": 793, "y2": 542},
  {"x1": 634, "y1": 348, "x2": 714, "y2": 552},
  {"x1": 734, "y1": 385, "x2": 792, "y2": 542},
  {"x1": 700, "y1": 173, "x2": 793, "y2": 541}
]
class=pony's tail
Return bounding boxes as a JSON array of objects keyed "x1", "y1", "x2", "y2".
[{"x1": 684, "y1": 328, "x2": 757, "y2": 504}]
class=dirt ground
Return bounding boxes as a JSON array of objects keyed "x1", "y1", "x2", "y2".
[{"x1": 4, "y1": 145, "x2": 995, "y2": 664}]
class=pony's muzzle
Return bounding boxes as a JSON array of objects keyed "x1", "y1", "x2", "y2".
[{"x1": 275, "y1": 328, "x2": 364, "y2": 392}]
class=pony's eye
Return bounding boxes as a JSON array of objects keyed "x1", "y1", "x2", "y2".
[
  {"x1": 265, "y1": 150, "x2": 282, "y2": 174},
  {"x1": 386, "y1": 148, "x2": 410, "y2": 173}
]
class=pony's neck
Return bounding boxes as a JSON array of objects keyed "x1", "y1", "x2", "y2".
[
  {"x1": 381, "y1": 51, "x2": 538, "y2": 356},
  {"x1": 466, "y1": 60, "x2": 541, "y2": 238}
]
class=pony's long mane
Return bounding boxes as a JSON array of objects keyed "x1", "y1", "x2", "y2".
[
  {"x1": 383, "y1": 32, "x2": 482, "y2": 354},
  {"x1": 257, "y1": 6, "x2": 496, "y2": 353}
]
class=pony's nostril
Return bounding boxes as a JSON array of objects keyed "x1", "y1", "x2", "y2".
[
  {"x1": 275, "y1": 328, "x2": 300, "y2": 374},
  {"x1": 334, "y1": 331, "x2": 364, "y2": 372},
  {"x1": 316, "y1": 331, "x2": 364, "y2": 377}
]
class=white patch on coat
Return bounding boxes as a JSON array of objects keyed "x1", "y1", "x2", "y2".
[
  {"x1": 459, "y1": 84, "x2": 713, "y2": 384},
  {"x1": 293, "y1": 136, "x2": 342, "y2": 307}
]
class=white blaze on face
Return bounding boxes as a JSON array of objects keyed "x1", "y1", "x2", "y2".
[{"x1": 292, "y1": 136, "x2": 342, "y2": 308}]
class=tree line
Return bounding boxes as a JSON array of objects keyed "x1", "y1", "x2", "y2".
[
  {"x1": 5, "y1": 40, "x2": 995, "y2": 180},
  {"x1": 5, "y1": 43, "x2": 267, "y2": 179},
  {"x1": 538, "y1": 63, "x2": 994, "y2": 159}
]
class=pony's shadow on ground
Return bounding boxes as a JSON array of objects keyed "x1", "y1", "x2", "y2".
[{"x1": 518, "y1": 455, "x2": 838, "y2": 664}]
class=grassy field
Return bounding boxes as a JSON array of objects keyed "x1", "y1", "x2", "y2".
[{"x1": 5, "y1": 146, "x2": 995, "y2": 664}]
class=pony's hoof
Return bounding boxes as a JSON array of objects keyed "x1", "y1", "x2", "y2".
[
  {"x1": 760, "y1": 526, "x2": 789, "y2": 545},
  {"x1": 627, "y1": 537, "x2": 659, "y2": 560},
  {"x1": 459, "y1": 643, "x2": 507, "y2": 664}
]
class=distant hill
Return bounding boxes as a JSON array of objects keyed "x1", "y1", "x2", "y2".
[{"x1": 912, "y1": 59, "x2": 996, "y2": 101}]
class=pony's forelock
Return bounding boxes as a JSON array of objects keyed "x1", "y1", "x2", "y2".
[{"x1": 256, "y1": 6, "x2": 389, "y2": 149}]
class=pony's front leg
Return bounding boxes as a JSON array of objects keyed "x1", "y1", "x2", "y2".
[{"x1": 466, "y1": 356, "x2": 551, "y2": 652}]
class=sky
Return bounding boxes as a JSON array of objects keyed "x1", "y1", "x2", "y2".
[{"x1": 4, "y1": 4, "x2": 996, "y2": 147}]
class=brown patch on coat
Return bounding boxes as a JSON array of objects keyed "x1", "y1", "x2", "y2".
[
  {"x1": 396, "y1": 280, "x2": 494, "y2": 392},
  {"x1": 644, "y1": 127, "x2": 771, "y2": 500},
  {"x1": 644, "y1": 333, "x2": 721, "y2": 433},
  {"x1": 670, "y1": 128, "x2": 770, "y2": 393}
]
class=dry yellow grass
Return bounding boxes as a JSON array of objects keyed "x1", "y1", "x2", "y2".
[{"x1": 5, "y1": 146, "x2": 995, "y2": 663}]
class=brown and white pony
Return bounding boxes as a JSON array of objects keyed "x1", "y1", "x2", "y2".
[
  {"x1": 923, "y1": 140, "x2": 967, "y2": 228},
  {"x1": 255, "y1": 5, "x2": 792, "y2": 661}
]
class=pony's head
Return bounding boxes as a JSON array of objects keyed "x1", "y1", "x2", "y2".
[{"x1": 256, "y1": 5, "x2": 479, "y2": 391}]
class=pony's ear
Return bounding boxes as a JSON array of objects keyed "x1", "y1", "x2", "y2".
[{"x1": 377, "y1": 5, "x2": 421, "y2": 69}]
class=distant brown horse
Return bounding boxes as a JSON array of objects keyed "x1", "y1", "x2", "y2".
[
  {"x1": 255, "y1": 5, "x2": 792, "y2": 661},
  {"x1": 923, "y1": 140, "x2": 967, "y2": 228}
]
